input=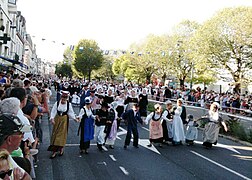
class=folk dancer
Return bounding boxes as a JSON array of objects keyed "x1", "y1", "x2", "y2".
[
  {"x1": 104, "y1": 102, "x2": 118, "y2": 149},
  {"x1": 145, "y1": 104, "x2": 164, "y2": 147},
  {"x1": 162, "y1": 100, "x2": 174, "y2": 143},
  {"x1": 48, "y1": 91, "x2": 77, "y2": 159},
  {"x1": 95, "y1": 102, "x2": 110, "y2": 151},
  {"x1": 172, "y1": 99, "x2": 185, "y2": 145},
  {"x1": 122, "y1": 103, "x2": 143, "y2": 149},
  {"x1": 77, "y1": 97, "x2": 97, "y2": 154},
  {"x1": 185, "y1": 114, "x2": 198, "y2": 146},
  {"x1": 202, "y1": 102, "x2": 228, "y2": 148}
]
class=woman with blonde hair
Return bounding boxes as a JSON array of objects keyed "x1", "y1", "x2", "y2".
[{"x1": 0, "y1": 149, "x2": 30, "y2": 180}]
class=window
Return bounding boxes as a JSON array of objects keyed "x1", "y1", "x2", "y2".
[{"x1": 8, "y1": 0, "x2": 16, "y2": 5}]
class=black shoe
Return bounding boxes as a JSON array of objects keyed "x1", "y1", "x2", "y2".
[
  {"x1": 133, "y1": 145, "x2": 139, "y2": 148},
  {"x1": 58, "y1": 150, "x2": 64, "y2": 156},
  {"x1": 84, "y1": 150, "x2": 89, "y2": 154},
  {"x1": 147, "y1": 144, "x2": 152, "y2": 147},
  {"x1": 109, "y1": 145, "x2": 114, "y2": 149},
  {"x1": 79, "y1": 150, "x2": 84, "y2": 155},
  {"x1": 124, "y1": 145, "x2": 127, "y2": 149},
  {"x1": 50, "y1": 153, "x2": 57, "y2": 159}
]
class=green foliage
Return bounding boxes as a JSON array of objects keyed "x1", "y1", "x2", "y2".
[
  {"x1": 92, "y1": 56, "x2": 115, "y2": 81},
  {"x1": 72, "y1": 39, "x2": 104, "y2": 81},
  {"x1": 55, "y1": 62, "x2": 73, "y2": 78},
  {"x1": 193, "y1": 7, "x2": 252, "y2": 92},
  {"x1": 224, "y1": 117, "x2": 248, "y2": 141}
]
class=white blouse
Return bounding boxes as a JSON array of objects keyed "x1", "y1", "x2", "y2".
[
  {"x1": 145, "y1": 112, "x2": 163, "y2": 125},
  {"x1": 78, "y1": 106, "x2": 96, "y2": 119},
  {"x1": 50, "y1": 101, "x2": 76, "y2": 120}
]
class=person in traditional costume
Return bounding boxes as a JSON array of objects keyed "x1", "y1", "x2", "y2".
[
  {"x1": 185, "y1": 114, "x2": 198, "y2": 146},
  {"x1": 172, "y1": 99, "x2": 185, "y2": 145},
  {"x1": 124, "y1": 89, "x2": 138, "y2": 111},
  {"x1": 202, "y1": 102, "x2": 228, "y2": 148},
  {"x1": 145, "y1": 104, "x2": 164, "y2": 147},
  {"x1": 79, "y1": 83, "x2": 90, "y2": 109},
  {"x1": 122, "y1": 103, "x2": 143, "y2": 149},
  {"x1": 162, "y1": 100, "x2": 174, "y2": 143},
  {"x1": 90, "y1": 89, "x2": 101, "y2": 114},
  {"x1": 71, "y1": 92, "x2": 80, "y2": 106},
  {"x1": 77, "y1": 97, "x2": 97, "y2": 154},
  {"x1": 48, "y1": 91, "x2": 77, "y2": 159},
  {"x1": 104, "y1": 102, "x2": 118, "y2": 149},
  {"x1": 95, "y1": 102, "x2": 110, "y2": 151},
  {"x1": 139, "y1": 88, "x2": 148, "y2": 119},
  {"x1": 103, "y1": 89, "x2": 114, "y2": 104}
]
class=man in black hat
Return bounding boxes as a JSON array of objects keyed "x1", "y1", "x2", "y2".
[
  {"x1": 0, "y1": 113, "x2": 32, "y2": 179},
  {"x1": 80, "y1": 84, "x2": 90, "y2": 109},
  {"x1": 122, "y1": 103, "x2": 143, "y2": 149}
]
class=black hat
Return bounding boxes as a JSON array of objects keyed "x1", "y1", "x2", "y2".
[
  {"x1": 90, "y1": 89, "x2": 96, "y2": 93},
  {"x1": 0, "y1": 113, "x2": 32, "y2": 137},
  {"x1": 101, "y1": 102, "x2": 109, "y2": 109}
]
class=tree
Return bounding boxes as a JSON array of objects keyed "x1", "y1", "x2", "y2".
[
  {"x1": 193, "y1": 7, "x2": 252, "y2": 93},
  {"x1": 73, "y1": 39, "x2": 104, "y2": 82},
  {"x1": 92, "y1": 56, "x2": 115, "y2": 81},
  {"x1": 169, "y1": 20, "x2": 200, "y2": 87},
  {"x1": 55, "y1": 62, "x2": 73, "y2": 78}
]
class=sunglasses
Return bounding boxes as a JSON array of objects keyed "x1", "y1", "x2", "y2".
[{"x1": 0, "y1": 169, "x2": 12, "y2": 179}]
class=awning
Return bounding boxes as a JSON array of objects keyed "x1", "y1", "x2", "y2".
[
  {"x1": 13, "y1": 66, "x2": 27, "y2": 74},
  {"x1": 0, "y1": 55, "x2": 20, "y2": 64},
  {"x1": 19, "y1": 62, "x2": 29, "y2": 69}
]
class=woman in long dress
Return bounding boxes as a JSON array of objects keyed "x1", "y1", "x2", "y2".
[
  {"x1": 48, "y1": 91, "x2": 77, "y2": 159},
  {"x1": 172, "y1": 99, "x2": 185, "y2": 145},
  {"x1": 145, "y1": 104, "x2": 164, "y2": 147},
  {"x1": 203, "y1": 102, "x2": 228, "y2": 148},
  {"x1": 77, "y1": 97, "x2": 97, "y2": 154}
]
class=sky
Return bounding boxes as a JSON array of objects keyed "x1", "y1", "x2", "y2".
[{"x1": 17, "y1": 0, "x2": 252, "y2": 64}]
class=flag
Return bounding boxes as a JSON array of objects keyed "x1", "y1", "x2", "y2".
[
  {"x1": 70, "y1": 45, "x2": 75, "y2": 51},
  {"x1": 42, "y1": 38, "x2": 46, "y2": 41},
  {"x1": 105, "y1": 50, "x2": 109, "y2": 55}
]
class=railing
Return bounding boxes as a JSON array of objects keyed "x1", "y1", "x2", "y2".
[{"x1": 148, "y1": 95, "x2": 252, "y2": 122}]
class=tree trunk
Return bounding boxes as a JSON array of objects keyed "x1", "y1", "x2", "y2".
[
  {"x1": 162, "y1": 73, "x2": 166, "y2": 84},
  {"x1": 179, "y1": 79, "x2": 184, "y2": 87},
  {"x1": 88, "y1": 69, "x2": 91, "y2": 82},
  {"x1": 146, "y1": 74, "x2": 151, "y2": 84},
  {"x1": 233, "y1": 82, "x2": 241, "y2": 94}
]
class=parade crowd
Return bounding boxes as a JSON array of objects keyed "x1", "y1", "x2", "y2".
[{"x1": 0, "y1": 72, "x2": 247, "y2": 179}]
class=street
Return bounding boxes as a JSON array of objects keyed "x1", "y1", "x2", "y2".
[{"x1": 35, "y1": 97, "x2": 252, "y2": 180}]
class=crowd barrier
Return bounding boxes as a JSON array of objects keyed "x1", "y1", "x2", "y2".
[{"x1": 148, "y1": 97, "x2": 252, "y2": 123}]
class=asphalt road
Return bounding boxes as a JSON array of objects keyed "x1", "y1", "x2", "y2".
[{"x1": 35, "y1": 95, "x2": 252, "y2": 180}]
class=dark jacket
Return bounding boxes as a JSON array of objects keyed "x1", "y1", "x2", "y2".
[{"x1": 122, "y1": 109, "x2": 143, "y2": 129}]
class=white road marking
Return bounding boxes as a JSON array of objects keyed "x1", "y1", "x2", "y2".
[
  {"x1": 65, "y1": 143, "x2": 97, "y2": 146},
  {"x1": 119, "y1": 166, "x2": 129, "y2": 175},
  {"x1": 194, "y1": 141, "x2": 241, "y2": 154},
  {"x1": 97, "y1": 162, "x2": 107, "y2": 166},
  {"x1": 141, "y1": 127, "x2": 150, "y2": 131},
  {"x1": 109, "y1": 155, "x2": 117, "y2": 162},
  {"x1": 191, "y1": 151, "x2": 251, "y2": 180}
]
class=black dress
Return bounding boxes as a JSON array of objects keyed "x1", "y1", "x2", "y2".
[{"x1": 139, "y1": 94, "x2": 148, "y2": 117}]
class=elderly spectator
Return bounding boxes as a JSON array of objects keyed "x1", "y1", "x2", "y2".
[
  {"x1": 0, "y1": 97, "x2": 20, "y2": 115},
  {"x1": 0, "y1": 114, "x2": 32, "y2": 179}
]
